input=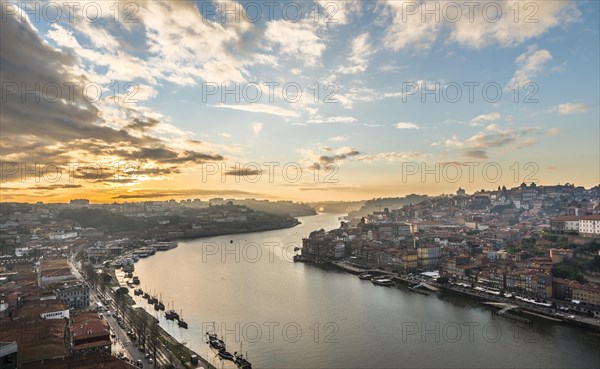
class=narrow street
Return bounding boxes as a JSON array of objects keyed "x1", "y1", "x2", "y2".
[{"x1": 68, "y1": 257, "x2": 188, "y2": 369}]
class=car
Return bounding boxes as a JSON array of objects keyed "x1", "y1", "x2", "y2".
[
  {"x1": 135, "y1": 359, "x2": 143, "y2": 368},
  {"x1": 111, "y1": 333, "x2": 116, "y2": 339},
  {"x1": 145, "y1": 353, "x2": 150, "y2": 359},
  {"x1": 148, "y1": 358, "x2": 154, "y2": 364},
  {"x1": 106, "y1": 310, "x2": 112, "y2": 316}
]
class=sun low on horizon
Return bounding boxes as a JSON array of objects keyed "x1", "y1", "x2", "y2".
[{"x1": 1, "y1": 0, "x2": 599, "y2": 204}]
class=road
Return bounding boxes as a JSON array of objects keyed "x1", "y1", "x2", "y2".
[{"x1": 68, "y1": 257, "x2": 183, "y2": 368}]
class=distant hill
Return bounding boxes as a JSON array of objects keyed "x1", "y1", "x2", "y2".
[
  {"x1": 231, "y1": 200, "x2": 317, "y2": 217},
  {"x1": 308, "y1": 201, "x2": 365, "y2": 214}
]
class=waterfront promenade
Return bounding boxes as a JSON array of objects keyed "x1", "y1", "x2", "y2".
[{"x1": 328, "y1": 260, "x2": 600, "y2": 332}]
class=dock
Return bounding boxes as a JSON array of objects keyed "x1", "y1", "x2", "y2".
[{"x1": 483, "y1": 302, "x2": 532, "y2": 324}]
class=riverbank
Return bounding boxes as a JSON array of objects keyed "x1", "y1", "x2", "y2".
[
  {"x1": 154, "y1": 218, "x2": 302, "y2": 242},
  {"x1": 102, "y1": 269, "x2": 216, "y2": 369},
  {"x1": 325, "y1": 260, "x2": 600, "y2": 332}
]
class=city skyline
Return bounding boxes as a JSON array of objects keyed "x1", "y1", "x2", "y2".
[{"x1": 1, "y1": 0, "x2": 599, "y2": 203}]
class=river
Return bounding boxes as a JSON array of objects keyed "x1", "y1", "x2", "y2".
[{"x1": 130, "y1": 213, "x2": 600, "y2": 369}]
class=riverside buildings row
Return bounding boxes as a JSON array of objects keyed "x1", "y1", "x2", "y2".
[{"x1": 301, "y1": 184, "x2": 600, "y2": 307}]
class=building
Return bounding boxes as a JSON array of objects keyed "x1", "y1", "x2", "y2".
[
  {"x1": 70, "y1": 312, "x2": 111, "y2": 351},
  {"x1": 47, "y1": 231, "x2": 78, "y2": 240},
  {"x1": 550, "y1": 215, "x2": 600, "y2": 236},
  {"x1": 69, "y1": 199, "x2": 90, "y2": 206},
  {"x1": 578, "y1": 215, "x2": 600, "y2": 237},
  {"x1": 553, "y1": 278, "x2": 600, "y2": 307},
  {"x1": 549, "y1": 248, "x2": 574, "y2": 264},
  {"x1": 550, "y1": 216, "x2": 580, "y2": 233},
  {"x1": 54, "y1": 282, "x2": 89, "y2": 309},
  {"x1": 0, "y1": 342, "x2": 18, "y2": 369},
  {"x1": 417, "y1": 244, "x2": 441, "y2": 270},
  {"x1": 39, "y1": 258, "x2": 74, "y2": 286}
]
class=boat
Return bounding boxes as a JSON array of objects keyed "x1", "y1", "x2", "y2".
[
  {"x1": 358, "y1": 273, "x2": 373, "y2": 280},
  {"x1": 234, "y1": 343, "x2": 252, "y2": 369},
  {"x1": 165, "y1": 310, "x2": 179, "y2": 320},
  {"x1": 177, "y1": 310, "x2": 188, "y2": 328},
  {"x1": 206, "y1": 333, "x2": 226, "y2": 351},
  {"x1": 218, "y1": 349, "x2": 234, "y2": 361},
  {"x1": 177, "y1": 318, "x2": 188, "y2": 329},
  {"x1": 157, "y1": 301, "x2": 165, "y2": 310},
  {"x1": 134, "y1": 289, "x2": 143, "y2": 296},
  {"x1": 234, "y1": 353, "x2": 252, "y2": 369},
  {"x1": 372, "y1": 278, "x2": 395, "y2": 286},
  {"x1": 143, "y1": 292, "x2": 150, "y2": 299},
  {"x1": 132, "y1": 276, "x2": 140, "y2": 285},
  {"x1": 148, "y1": 296, "x2": 157, "y2": 304}
]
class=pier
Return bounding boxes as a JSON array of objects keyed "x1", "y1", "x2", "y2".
[{"x1": 483, "y1": 302, "x2": 532, "y2": 324}]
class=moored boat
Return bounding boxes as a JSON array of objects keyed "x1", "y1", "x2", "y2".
[
  {"x1": 206, "y1": 332, "x2": 226, "y2": 351},
  {"x1": 177, "y1": 318, "x2": 188, "y2": 329},
  {"x1": 165, "y1": 310, "x2": 179, "y2": 320},
  {"x1": 218, "y1": 349, "x2": 234, "y2": 361},
  {"x1": 234, "y1": 343, "x2": 252, "y2": 369},
  {"x1": 177, "y1": 310, "x2": 188, "y2": 328},
  {"x1": 372, "y1": 278, "x2": 395, "y2": 286}
]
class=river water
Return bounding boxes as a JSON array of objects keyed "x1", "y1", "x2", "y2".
[{"x1": 131, "y1": 213, "x2": 600, "y2": 369}]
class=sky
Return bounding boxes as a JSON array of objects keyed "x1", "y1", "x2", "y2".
[{"x1": 0, "y1": 0, "x2": 599, "y2": 203}]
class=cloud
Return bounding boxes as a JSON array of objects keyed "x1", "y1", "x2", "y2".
[
  {"x1": 395, "y1": 122, "x2": 420, "y2": 129},
  {"x1": 223, "y1": 167, "x2": 265, "y2": 177},
  {"x1": 553, "y1": 103, "x2": 590, "y2": 115},
  {"x1": 508, "y1": 45, "x2": 553, "y2": 86},
  {"x1": 337, "y1": 32, "x2": 376, "y2": 74},
  {"x1": 0, "y1": 9, "x2": 227, "y2": 185},
  {"x1": 380, "y1": 1, "x2": 580, "y2": 51},
  {"x1": 252, "y1": 122, "x2": 264, "y2": 136},
  {"x1": 220, "y1": 133, "x2": 232, "y2": 138},
  {"x1": 546, "y1": 128, "x2": 560, "y2": 136},
  {"x1": 319, "y1": 149, "x2": 361, "y2": 164},
  {"x1": 316, "y1": 0, "x2": 361, "y2": 25},
  {"x1": 357, "y1": 151, "x2": 428, "y2": 163},
  {"x1": 328, "y1": 136, "x2": 350, "y2": 142},
  {"x1": 112, "y1": 188, "x2": 262, "y2": 199},
  {"x1": 470, "y1": 113, "x2": 501, "y2": 126},
  {"x1": 264, "y1": 20, "x2": 326, "y2": 66},
  {"x1": 381, "y1": 0, "x2": 440, "y2": 51},
  {"x1": 212, "y1": 103, "x2": 299, "y2": 117},
  {"x1": 299, "y1": 146, "x2": 361, "y2": 169},
  {"x1": 336, "y1": 82, "x2": 435, "y2": 109},
  {"x1": 306, "y1": 116, "x2": 357, "y2": 124},
  {"x1": 449, "y1": 1, "x2": 581, "y2": 48},
  {"x1": 1, "y1": 184, "x2": 83, "y2": 192},
  {"x1": 464, "y1": 150, "x2": 488, "y2": 160},
  {"x1": 433, "y1": 126, "x2": 540, "y2": 158}
]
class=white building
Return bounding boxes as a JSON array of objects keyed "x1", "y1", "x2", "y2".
[
  {"x1": 550, "y1": 216, "x2": 580, "y2": 233},
  {"x1": 48, "y1": 231, "x2": 77, "y2": 240},
  {"x1": 579, "y1": 215, "x2": 600, "y2": 237}
]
